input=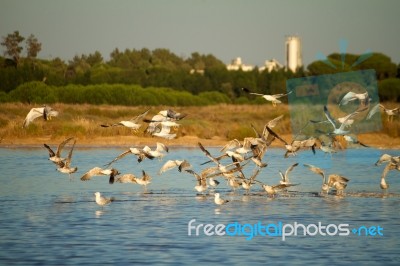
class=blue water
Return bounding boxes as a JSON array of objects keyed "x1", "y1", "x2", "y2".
[{"x1": 0, "y1": 146, "x2": 399, "y2": 265}]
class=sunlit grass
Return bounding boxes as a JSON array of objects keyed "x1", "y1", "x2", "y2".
[{"x1": 0, "y1": 102, "x2": 398, "y2": 147}]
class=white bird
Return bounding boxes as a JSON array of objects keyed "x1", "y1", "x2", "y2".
[
  {"x1": 214, "y1": 193, "x2": 229, "y2": 205},
  {"x1": 339, "y1": 91, "x2": 369, "y2": 106},
  {"x1": 104, "y1": 147, "x2": 154, "y2": 166},
  {"x1": 260, "y1": 183, "x2": 296, "y2": 197},
  {"x1": 134, "y1": 170, "x2": 152, "y2": 190},
  {"x1": 158, "y1": 109, "x2": 187, "y2": 121},
  {"x1": 379, "y1": 104, "x2": 400, "y2": 122},
  {"x1": 303, "y1": 164, "x2": 349, "y2": 195},
  {"x1": 279, "y1": 163, "x2": 299, "y2": 185},
  {"x1": 23, "y1": 105, "x2": 59, "y2": 128},
  {"x1": 323, "y1": 105, "x2": 360, "y2": 136},
  {"x1": 43, "y1": 137, "x2": 74, "y2": 167},
  {"x1": 242, "y1": 87, "x2": 292, "y2": 107},
  {"x1": 56, "y1": 139, "x2": 78, "y2": 179},
  {"x1": 158, "y1": 159, "x2": 192, "y2": 174},
  {"x1": 80, "y1": 167, "x2": 120, "y2": 184},
  {"x1": 94, "y1": 192, "x2": 114, "y2": 208},
  {"x1": 100, "y1": 109, "x2": 150, "y2": 131},
  {"x1": 376, "y1": 155, "x2": 400, "y2": 190},
  {"x1": 185, "y1": 169, "x2": 208, "y2": 194},
  {"x1": 142, "y1": 142, "x2": 169, "y2": 160},
  {"x1": 115, "y1": 170, "x2": 152, "y2": 190},
  {"x1": 151, "y1": 122, "x2": 177, "y2": 139}
]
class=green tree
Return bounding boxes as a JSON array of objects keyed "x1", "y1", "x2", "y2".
[
  {"x1": 26, "y1": 34, "x2": 42, "y2": 59},
  {"x1": 1, "y1": 30, "x2": 25, "y2": 66}
]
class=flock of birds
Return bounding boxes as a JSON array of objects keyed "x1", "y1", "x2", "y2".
[{"x1": 24, "y1": 88, "x2": 400, "y2": 208}]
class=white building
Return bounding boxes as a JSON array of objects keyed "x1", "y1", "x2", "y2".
[
  {"x1": 226, "y1": 57, "x2": 254, "y2": 71},
  {"x1": 285, "y1": 35, "x2": 302, "y2": 72},
  {"x1": 259, "y1": 58, "x2": 283, "y2": 72}
]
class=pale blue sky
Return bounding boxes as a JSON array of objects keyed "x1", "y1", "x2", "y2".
[{"x1": 1, "y1": 0, "x2": 399, "y2": 67}]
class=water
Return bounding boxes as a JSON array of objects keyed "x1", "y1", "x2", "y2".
[{"x1": 0, "y1": 146, "x2": 400, "y2": 265}]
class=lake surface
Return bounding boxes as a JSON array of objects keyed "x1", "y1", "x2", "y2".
[{"x1": 0, "y1": 145, "x2": 399, "y2": 265}]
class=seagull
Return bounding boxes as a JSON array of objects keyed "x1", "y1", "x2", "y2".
[
  {"x1": 323, "y1": 105, "x2": 360, "y2": 136},
  {"x1": 375, "y1": 154, "x2": 400, "y2": 166},
  {"x1": 56, "y1": 139, "x2": 78, "y2": 179},
  {"x1": 94, "y1": 192, "x2": 114, "y2": 208},
  {"x1": 142, "y1": 142, "x2": 169, "y2": 160},
  {"x1": 80, "y1": 167, "x2": 120, "y2": 184},
  {"x1": 43, "y1": 137, "x2": 74, "y2": 167},
  {"x1": 158, "y1": 109, "x2": 187, "y2": 121},
  {"x1": 279, "y1": 163, "x2": 299, "y2": 185},
  {"x1": 266, "y1": 126, "x2": 316, "y2": 157},
  {"x1": 100, "y1": 109, "x2": 150, "y2": 131},
  {"x1": 208, "y1": 177, "x2": 220, "y2": 188},
  {"x1": 240, "y1": 168, "x2": 261, "y2": 194},
  {"x1": 23, "y1": 105, "x2": 59, "y2": 128},
  {"x1": 303, "y1": 164, "x2": 349, "y2": 195},
  {"x1": 185, "y1": 169, "x2": 208, "y2": 194},
  {"x1": 104, "y1": 146, "x2": 154, "y2": 166},
  {"x1": 260, "y1": 183, "x2": 297, "y2": 197},
  {"x1": 379, "y1": 104, "x2": 400, "y2": 122},
  {"x1": 339, "y1": 91, "x2": 369, "y2": 106},
  {"x1": 158, "y1": 159, "x2": 192, "y2": 174},
  {"x1": 376, "y1": 155, "x2": 400, "y2": 190},
  {"x1": 134, "y1": 170, "x2": 152, "y2": 190},
  {"x1": 242, "y1": 87, "x2": 292, "y2": 107},
  {"x1": 115, "y1": 171, "x2": 152, "y2": 190},
  {"x1": 214, "y1": 193, "x2": 229, "y2": 205},
  {"x1": 151, "y1": 122, "x2": 177, "y2": 139}
]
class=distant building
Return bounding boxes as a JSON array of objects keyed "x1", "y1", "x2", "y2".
[
  {"x1": 259, "y1": 59, "x2": 283, "y2": 72},
  {"x1": 285, "y1": 35, "x2": 302, "y2": 72},
  {"x1": 226, "y1": 57, "x2": 254, "y2": 71}
]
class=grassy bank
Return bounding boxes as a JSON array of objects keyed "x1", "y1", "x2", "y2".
[{"x1": 0, "y1": 102, "x2": 399, "y2": 148}]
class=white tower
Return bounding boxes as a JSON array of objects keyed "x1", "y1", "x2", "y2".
[{"x1": 285, "y1": 36, "x2": 302, "y2": 72}]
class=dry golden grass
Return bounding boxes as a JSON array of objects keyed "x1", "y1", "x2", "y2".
[{"x1": 0, "y1": 102, "x2": 399, "y2": 148}]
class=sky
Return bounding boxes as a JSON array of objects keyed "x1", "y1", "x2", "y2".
[{"x1": 1, "y1": 0, "x2": 399, "y2": 67}]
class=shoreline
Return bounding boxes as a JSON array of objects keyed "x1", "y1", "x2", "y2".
[{"x1": 1, "y1": 133, "x2": 399, "y2": 150}]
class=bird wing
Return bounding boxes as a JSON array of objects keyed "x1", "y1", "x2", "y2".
[
  {"x1": 339, "y1": 91, "x2": 356, "y2": 106},
  {"x1": 178, "y1": 160, "x2": 192, "y2": 172},
  {"x1": 323, "y1": 106, "x2": 338, "y2": 130},
  {"x1": 267, "y1": 115, "x2": 284, "y2": 128},
  {"x1": 366, "y1": 104, "x2": 381, "y2": 120},
  {"x1": 142, "y1": 170, "x2": 151, "y2": 182},
  {"x1": 43, "y1": 143, "x2": 56, "y2": 157},
  {"x1": 116, "y1": 173, "x2": 137, "y2": 183},
  {"x1": 265, "y1": 126, "x2": 288, "y2": 145},
  {"x1": 156, "y1": 142, "x2": 169, "y2": 153},
  {"x1": 220, "y1": 139, "x2": 242, "y2": 152},
  {"x1": 132, "y1": 108, "x2": 150, "y2": 122},
  {"x1": 56, "y1": 137, "x2": 74, "y2": 156},
  {"x1": 104, "y1": 149, "x2": 132, "y2": 167},
  {"x1": 303, "y1": 163, "x2": 325, "y2": 179},
  {"x1": 23, "y1": 107, "x2": 44, "y2": 128},
  {"x1": 158, "y1": 160, "x2": 180, "y2": 174},
  {"x1": 81, "y1": 167, "x2": 104, "y2": 181},
  {"x1": 198, "y1": 142, "x2": 219, "y2": 165},
  {"x1": 241, "y1": 87, "x2": 264, "y2": 96},
  {"x1": 64, "y1": 139, "x2": 76, "y2": 167},
  {"x1": 285, "y1": 162, "x2": 299, "y2": 179},
  {"x1": 327, "y1": 174, "x2": 349, "y2": 186}
]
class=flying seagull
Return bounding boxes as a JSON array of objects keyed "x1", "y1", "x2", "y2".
[
  {"x1": 242, "y1": 87, "x2": 292, "y2": 107},
  {"x1": 23, "y1": 105, "x2": 59, "y2": 128},
  {"x1": 43, "y1": 137, "x2": 75, "y2": 167},
  {"x1": 100, "y1": 109, "x2": 150, "y2": 131}
]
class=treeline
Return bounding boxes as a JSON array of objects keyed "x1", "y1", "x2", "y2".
[
  {"x1": 1, "y1": 47, "x2": 400, "y2": 104},
  {"x1": 0, "y1": 81, "x2": 236, "y2": 106}
]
